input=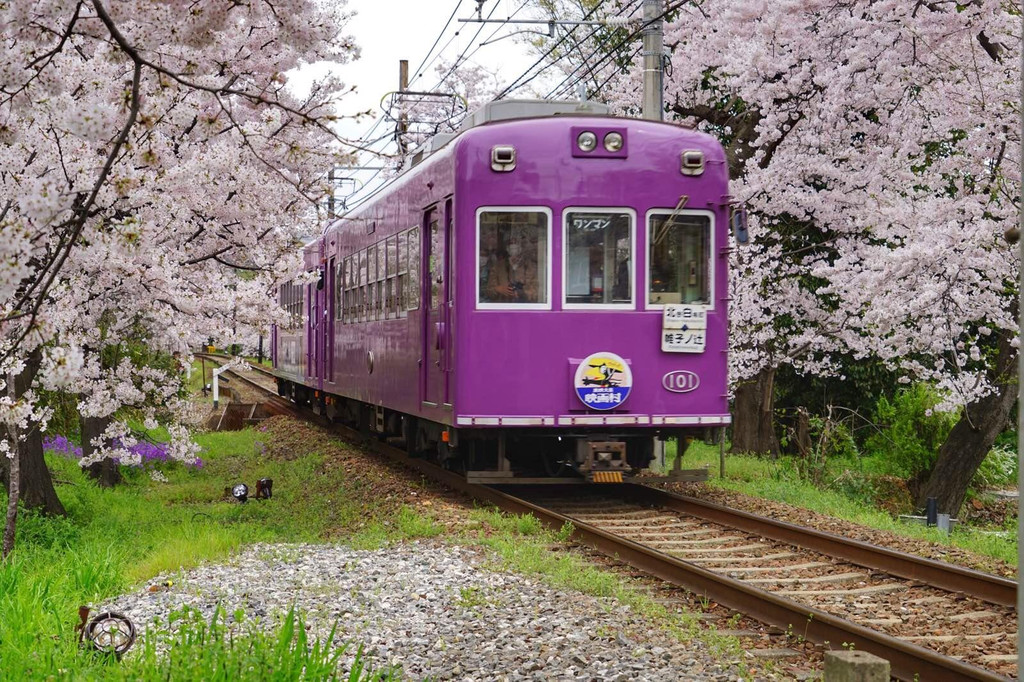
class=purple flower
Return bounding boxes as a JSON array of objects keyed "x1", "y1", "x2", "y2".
[
  {"x1": 42, "y1": 435, "x2": 83, "y2": 458},
  {"x1": 42, "y1": 434, "x2": 201, "y2": 470}
]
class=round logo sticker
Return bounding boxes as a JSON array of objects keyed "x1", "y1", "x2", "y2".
[{"x1": 574, "y1": 352, "x2": 632, "y2": 410}]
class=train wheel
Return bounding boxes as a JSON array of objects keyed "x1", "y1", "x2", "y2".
[
  {"x1": 438, "y1": 441, "x2": 465, "y2": 474},
  {"x1": 543, "y1": 453, "x2": 570, "y2": 478}
]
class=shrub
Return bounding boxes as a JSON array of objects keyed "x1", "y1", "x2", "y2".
[
  {"x1": 864, "y1": 384, "x2": 958, "y2": 478},
  {"x1": 972, "y1": 444, "x2": 1018, "y2": 489}
]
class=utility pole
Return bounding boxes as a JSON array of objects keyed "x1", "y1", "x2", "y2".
[
  {"x1": 397, "y1": 59, "x2": 409, "y2": 155},
  {"x1": 642, "y1": 0, "x2": 664, "y2": 121}
]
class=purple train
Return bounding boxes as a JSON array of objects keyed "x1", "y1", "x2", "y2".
[{"x1": 272, "y1": 100, "x2": 740, "y2": 483}]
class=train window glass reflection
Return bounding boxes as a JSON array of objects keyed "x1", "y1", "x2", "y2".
[
  {"x1": 386, "y1": 235, "x2": 397, "y2": 318},
  {"x1": 341, "y1": 257, "x2": 351, "y2": 323},
  {"x1": 370, "y1": 245, "x2": 377, "y2": 319},
  {"x1": 407, "y1": 226, "x2": 420, "y2": 311},
  {"x1": 648, "y1": 214, "x2": 710, "y2": 305},
  {"x1": 376, "y1": 241, "x2": 386, "y2": 319},
  {"x1": 564, "y1": 211, "x2": 632, "y2": 306},
  {"x1": 429, "y1": 219, "x2": 442, "y2": 310},
  {"x1": 397, "y1": 231, "x2": 408, "y2": 317},
  {"x1": 358, "y1": 249, "x2": 368, "y2": 321},
  {"x1": 335, "y1": 259, "x2": 342, "y2": 321},
  {"x1": 478, "y1": 210, "x2": 549, "y2": 305}
]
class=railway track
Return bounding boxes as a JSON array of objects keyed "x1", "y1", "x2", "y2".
[
  {"x1": 200, "y1": 358, "x2": 1018, "y2": 681},
  {"x1": 195, "y1": 354, "x2": 300, "y2": 419}
]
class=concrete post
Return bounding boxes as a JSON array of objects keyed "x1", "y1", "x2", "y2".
[
  {"x1": 823, "y1": 650, "x2": 890, "y2": 682},
  {"x1": 212, "y1": 365, "x2": 229, "y2": 409},
  {"x1": 641, "y1": 0, "x2": 664, "y2": 121}
]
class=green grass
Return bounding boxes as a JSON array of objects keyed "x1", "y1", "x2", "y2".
[
  {"x1": 0, "y1": 425, "x2": 441, "y2": 680},
  {"x1": 672, "y1": 441, "x2": 1018, "y2": 566},
  {"x1": 111, "y1": 607, "x2": 397, "y2": 682}
]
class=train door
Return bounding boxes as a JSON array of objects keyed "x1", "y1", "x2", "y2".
[
  {"x1": 442, "y1": 198, "x2": 454, "y2": 406},
  {"x1": 421, "y1": 204, "x2": 451, "y2": 407},
  {"x1": 325, "y1": 257, "x2": 335, "y2": 386},
  {"x1": 305, "y1": 277, "x2": 315, "y2": 385},
  {"x1": 306, "y1": 263, "x2": 329, "y2": 392}
]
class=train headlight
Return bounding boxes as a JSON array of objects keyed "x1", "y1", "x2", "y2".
[
  {"x1": 603, "y1": 132, "x2": 623, "y2": 152},
  {"x1": 576, "y1": 131, "x2": 597, "y2": 152}
]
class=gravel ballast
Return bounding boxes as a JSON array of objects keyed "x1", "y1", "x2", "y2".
[{"x1": 101, "y1": 541, "x2": 744, "y2": 681}]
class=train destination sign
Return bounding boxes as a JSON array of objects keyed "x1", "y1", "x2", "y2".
[
  {"x1": 662, "y1": 330, "x2": 706, "y2": 353},
  {"x1": 662, "y1": 304, "x2": 707, "y2": 330},
  {"x1": 662, "y1": 304, "x2": 707, "y2": 353},
  {"x1": 574, "y1": 352, "x2": 633, "y2": 410}
]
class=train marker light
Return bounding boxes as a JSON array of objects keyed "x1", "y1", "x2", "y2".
[
  {"x1": 681, "y1": 149, "x2": 705, "y2": 176},
  {"x1": 232, "y1": 483, "x2": 249, "y2": 502},
  {"x1": 576, "y1": 131, "x2": 597, "y2": 152},
  {"x1": 491, "y1": 145, "x2": 516, "y2": 172},
  {"x1": 603, "y1": 131, "x2": 624, "y2": 152}
]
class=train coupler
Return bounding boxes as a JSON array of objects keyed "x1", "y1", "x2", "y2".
[{"x1": 579, "y1": 440, "x2": 628, "y2": 483}]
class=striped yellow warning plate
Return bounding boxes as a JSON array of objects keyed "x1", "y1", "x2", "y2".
[{"x1": 592, "y1": 471, "x2": 623, "y2": 484}]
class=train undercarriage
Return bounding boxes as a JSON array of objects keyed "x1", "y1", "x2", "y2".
[{"x1": 275, "y1": 378, "x2": 712, "y2": 483}]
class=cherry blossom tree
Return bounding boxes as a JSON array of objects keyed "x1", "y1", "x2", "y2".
[
  {"x1": 0, "y1": 0, "x2": 358, "y2": 552},
  {"x1": 586, "y1": 0, "x2": 1020, "y2": 512}
]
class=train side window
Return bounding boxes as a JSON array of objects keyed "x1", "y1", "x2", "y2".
[
  {"x1": 564, "y1": 209, "x2": 633, "y2": 308},
  {"x1": 477, "y1": 208, "x2": 550, "y2": 308},
  {"x1": 334, "y1": 259, "x2": 342, "y2": 321},
  {"x1": 364, "y1": 242, "x2": 372, "y2": 319},
  {"x1": 346, "y1": 256, "x2": 355, "y2": 323},
  {"x1": 397, "y1": 231, "x2": 408, "y2": 318},
  {"x1": 376, "y1": 240, "x2": 386, "y2": 320},
  {"x1": 407, "y1": 226, "x2": 420, "y2": 311},
  {"x1": 648, "y1": 213, "x2": 711, "y2": 306},
  {"x1": 339, "y1": 258, "x2": 347, "y2": 323},
  {"x1": 356, "y1": 250, "x2": 363, "y2": 321},
  {"x1": 386, "y1": 235, "x2": 397, "y2": 318}
]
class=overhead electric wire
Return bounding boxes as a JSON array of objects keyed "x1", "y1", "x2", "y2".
[
  {"x1": 492, "y1": 0, "x2": 610, "y2": 100},
  {"x1": 542, "y1": 0, "x2": 643, "y2": 98},
  {"x1": 343, "y1": 2, "x2": 473, "y2": 207},
  {"x1": 407, "y1": 0, "x2": 464, "y2": 88},
  {"x1": 546, "y1": 0, "x2": 684, "y2": 101},
  {"x1": 441, "y1": 0, "x2": 534, "y2": 84},
  {"x1": 430, "y1": 0, "x2": 503, "y2": 91}
]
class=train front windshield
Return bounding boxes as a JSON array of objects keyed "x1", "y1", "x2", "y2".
[{"x1": 648, "y1": 214, "x2": 710, "y2": 305}]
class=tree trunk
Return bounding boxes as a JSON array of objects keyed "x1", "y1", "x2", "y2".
[
  {"x1": 81, "y1": 415, "x2": 121, "y2": 487},
  {"x1": 731, "y1": 366, "x2": 781, "y2": 456},
  {"x1": 3, "y1": 372, "x2": 20, "y2": 559},
  {"x1": 794, "y1": 407, "x2": 812, "y2": 458},
  {"x1": 915, "y1": 333, "x2": 1017, "y2": 516},
  {"x1": 1, "y1": 349, "x2": 66, "y2": 516}
]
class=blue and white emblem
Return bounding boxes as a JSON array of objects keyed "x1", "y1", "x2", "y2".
[{"x1": 574, "y1": 352, "x2": 632, "y2": 410}]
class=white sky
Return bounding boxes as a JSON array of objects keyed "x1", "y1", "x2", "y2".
[{"x1": 316, "y1": 0, "x2": 550, "y2": 205}]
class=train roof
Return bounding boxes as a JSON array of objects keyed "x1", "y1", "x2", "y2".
[{"x1": 401, "y1": 99, "x2": 611, "y2": 172}]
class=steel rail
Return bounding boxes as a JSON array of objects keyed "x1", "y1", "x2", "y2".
[
  {"x1": 196, "y1": 355, "x2": 301, "y2": 418},
  {"x1": 614, "y1": 483, "x2": 1017, "y2": 608}
]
